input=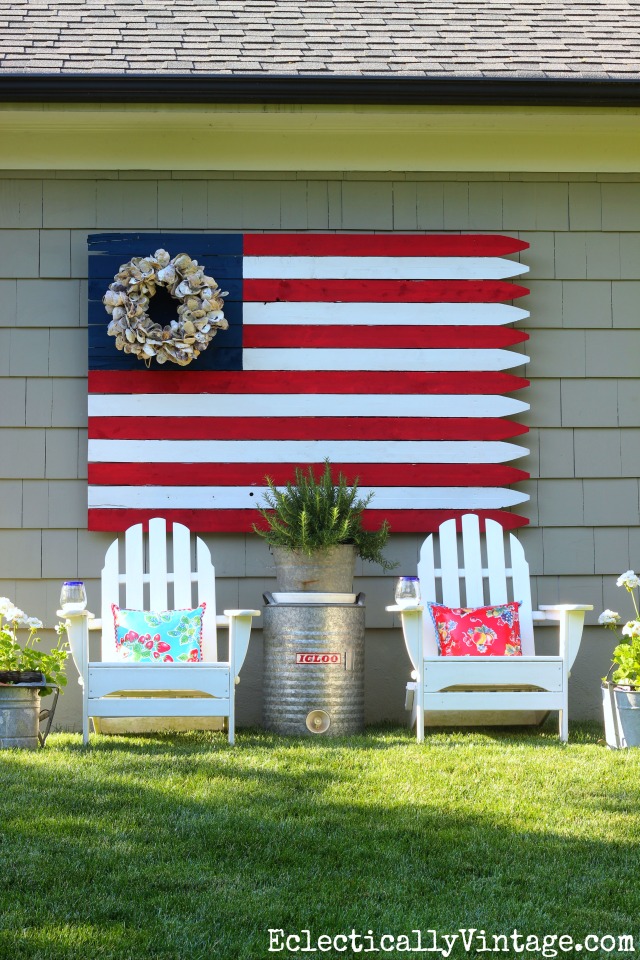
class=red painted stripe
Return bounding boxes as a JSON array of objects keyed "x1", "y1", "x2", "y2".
[
  {"x1": 89, "y1": 417, "x2": 529, "y2": 442},
  {"x1": 244, "y1": 279, "x2": 530, "y2": 303},
  {"x1": 88, "y1": 507, "x2": 529, "y2": 533},
  {"x1": 88, "y1": 462, "x2": 529, "y2": 487},
  {"x1": 243, "y1": 325, "x2": 529, "y2": 350},
  {"x1": 244, "y1": 234, "x2": 530, "y2": 257},
  {"x1": 89, "y1": 370, "x2": 529, "y2": 395}
]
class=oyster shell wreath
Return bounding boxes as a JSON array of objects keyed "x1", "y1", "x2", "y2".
[{"x1": 103, "y1": 248, "x2": 229, "y2": 367}]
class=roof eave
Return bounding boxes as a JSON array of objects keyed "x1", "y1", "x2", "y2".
[{"x1": 1, "y1": 74, "x2": 640, "y2": 106}]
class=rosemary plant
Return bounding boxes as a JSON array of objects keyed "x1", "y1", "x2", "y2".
[{"x1": 253, "y1": 460, "x2": 395, "y2": 570}]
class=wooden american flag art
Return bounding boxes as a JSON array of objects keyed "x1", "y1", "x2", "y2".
[{"x1": 87, "y1": 232, "x2": 530, "y2": 533}]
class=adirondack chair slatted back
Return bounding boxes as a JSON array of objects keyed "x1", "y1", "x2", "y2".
[
  {"x1": 100, "y1": 518, "x2": 217, "y2": 661},
  {"x1": 417, "y1": 515, "x2": 535, "y2": 656}
]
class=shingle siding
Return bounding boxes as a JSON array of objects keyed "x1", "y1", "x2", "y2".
[{"x1": 0, "y1": 169, "x2": 634, "y2": 729}]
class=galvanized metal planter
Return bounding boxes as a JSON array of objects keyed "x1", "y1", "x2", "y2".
[
  {"x1": 271, "y1": 545, "x2": 356, "y2": 593},
  {"x1": 602, "y1": 681, "x2": 640, "y2": 748},
  {"x1": 0, "y1": 686, "x2": 42, "y2": 749},
  {"x1": 0, "y1": 676, "x2": 60, "y2": 749},
  {"x1": 263, "y1": 593, "x2": 365, "y2": 736}
]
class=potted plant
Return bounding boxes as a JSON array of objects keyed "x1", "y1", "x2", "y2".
[
  {"x1": 254, "y1": 460, "x2": 395, "y2": 592},
  {"x1": 599, "y1": 570, "x2": 640, "y2": 748},
  {"x1": 0, "y1": 598, "x2": 68, "y2": 749}
]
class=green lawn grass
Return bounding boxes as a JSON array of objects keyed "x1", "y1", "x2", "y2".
[{"x1": 1, "y1": 724, "x2": 639, "y2": 960}]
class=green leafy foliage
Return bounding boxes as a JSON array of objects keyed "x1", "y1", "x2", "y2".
[
  {"x1": 253, "y1": 459, "x2": 395, "y2": 570},
  {"x1": 599, "y1": 572, "x2": 640, "y2": 688},
  {"x1": 611, "y1": 637, "x2": 640, "y2": 687},
  {"x1": 0, "y1": 624, "x2": 68, "y2": 694},
  {"x1": 0, "y1": 596, "x2": 68, "y2": 694}
]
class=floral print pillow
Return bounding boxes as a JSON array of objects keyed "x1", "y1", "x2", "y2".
[
  {"x1": 428, "y1": 601, "x2": 522, "y2": 657},
  {"x1": 112, "y1": 604, "x2": 205, "y2": 663}
]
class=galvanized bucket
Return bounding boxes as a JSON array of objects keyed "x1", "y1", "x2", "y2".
[
  {"x1": 602, "y1": 681, "x2": 640, "y2": 748},
  {"x1": 0, "y1": 686, "x2": 41, "y2": 749},
  {"x1": 271, "y1": 545, "x2": 356, "y2": 593},
  {"x1": 262, "y1": 593, "x2": 365, "y2": 736}
]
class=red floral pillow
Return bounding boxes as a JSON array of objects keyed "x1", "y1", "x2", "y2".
[{"x1": 427, "y1": 601, "x2": 522, "y2": 657}]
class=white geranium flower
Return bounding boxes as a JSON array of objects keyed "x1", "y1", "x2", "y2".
[
  {"x1": 0, "y1": 597, "x2": 14, "y2": 617},
  {"x1": 598, "y1": 609, "x2": 621, "y2": 625},
  {"x1": 617, "y1": 570, "x2": 640, "y2": 589},
  {"x1": 26, "y1": 617, "x2": 43, "y2": 630},
  {"x1": 3, "y1": 605, "x2": 26, "y2": 624},
  {"x1": 622, "y1": 620, "x2": 640, "y2": 638}
]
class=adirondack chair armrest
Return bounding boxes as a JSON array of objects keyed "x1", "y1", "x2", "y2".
[
  {"x1": 56, "y1": 608, "x2": 96, "y2": 620},
  {"x1": 216, "y1": 610, "x2": 261, "y2": 626},
  {"x1": 533, "y1": 605, "x2": 593, "y2": 622},
  {"x1": 537, "y1": 604, "x2": 593, "y2": 616},
  {"x1": 536, "y1": 605, "x2": 593, "y2": 673},
  {"x1": 222, "y1": 609, "x2": 261, "y2": 618},
  {"x1": 57, "y1": 608, "x2": 96, "y2": 683},
  {"x1": 386, "y1": 604, "x2": 424, "y2": 674},
  {"x1": 386, "y1": 604, "x2": 424, "y2": 614},
  {"x1": 222, "y1": 609, "x2": 261, "y2": 677}
]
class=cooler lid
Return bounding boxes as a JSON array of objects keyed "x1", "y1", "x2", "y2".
[{"x1": 272, "y1": 592, "x2": 356, "y2": 604}]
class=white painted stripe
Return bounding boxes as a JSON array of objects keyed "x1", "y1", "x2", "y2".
[
  {"x1": 88, "y1": 485, "x2": 529, "y2": 510},
  {"x1": 88, "y1": 393, "x2": 530, "y2": 419},
  {"x1": 244, "y1": 256, "x2": 529, "y2": 281},
  {"x1": 88, "y1": 439, "x2": 528, "y2": 464},
  {"x1": 243, "y1": 348, "x2": 529, "y2": 372},
  {"x1": 242, "y1": 302, "x2": 530, "y2": 326}
]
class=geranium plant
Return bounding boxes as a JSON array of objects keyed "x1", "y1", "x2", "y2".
[
  {"x1": 598, "y1": 570, "x2": 640, "y2": 688},
  {"x1": 0, "y1": 597, "x2": 68, "y2": 694}
]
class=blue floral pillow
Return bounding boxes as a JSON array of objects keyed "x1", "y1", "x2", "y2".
[{"x1": 112, "y1": 604, "x2": 205, "y2": 663}]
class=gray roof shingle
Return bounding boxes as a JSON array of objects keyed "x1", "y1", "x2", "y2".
[{"x1": 0, "y1": 0, "x2": 639, "y2": 78}]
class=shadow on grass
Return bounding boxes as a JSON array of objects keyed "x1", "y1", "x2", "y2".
[
  {"x1": 0, "y1": 724, "x2": 637, "y2": 960},
  {"x1": 49, "y1": 717, "x2": 606, "y2": 756}
]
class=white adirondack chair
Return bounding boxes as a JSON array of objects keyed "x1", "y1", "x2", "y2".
[
  {"x1": 387, "y1": 514, "x2": 592, "y2": 742},
  {"x1": 61, "y1": 518, "x2": 259, "y2": 745}
]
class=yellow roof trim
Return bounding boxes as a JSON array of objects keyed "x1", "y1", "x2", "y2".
[{"x1": 1, "y1": 102, "x2": 639, "y2": 172}]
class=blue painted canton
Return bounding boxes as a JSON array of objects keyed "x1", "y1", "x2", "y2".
[{"x1": 88, "y1": 233, "x2": 243, "y2": 371}]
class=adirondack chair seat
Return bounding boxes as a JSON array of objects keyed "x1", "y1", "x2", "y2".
[
  {"x1": 387, "y1": 515, "x2": 592, "y2": 742},
  {"x1": 403, "y1": 650, "x2": 573, "y2": 728},
  {"x1": 60, "y1": 519, "x2": 259, "y2": 744}
]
